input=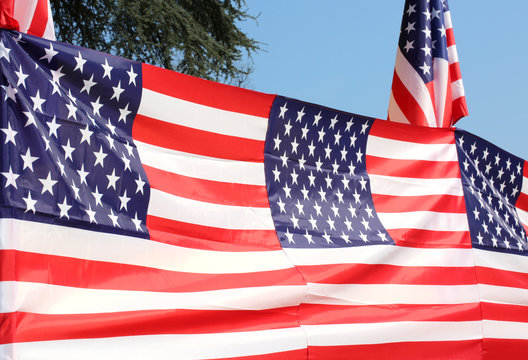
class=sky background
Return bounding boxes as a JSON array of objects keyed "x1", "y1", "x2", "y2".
[{"x1": 238, "y1": 1, "x2": 528, "y2": 160}]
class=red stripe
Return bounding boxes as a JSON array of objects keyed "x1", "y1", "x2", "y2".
[
  {"x1": 300, "y1": 303, "x2": 482, "y2": 324},
  {"x1": 482, "y1": 339, "x2": 528, "y2": 360},
  {"x1": 475, "y1": 266, "x2": 528, "y2": 290},
  {"x1": 370, "y1": 118, "x2": 455, "y2": 144},
  {"x1": 142, "y1": 63, "x2": 275, "y2": 118},
  {"x1": 367, "y1": 155, "x2": 460, "y2": 179},
  {"x1": 451, "y1": 96, "x2": 468, "y2": 123},
  {"x1": 480, "y1": 302, "x2": 528, "y2": 322},
  {"x1": 147, "y1": 215, "x2": 281, "y2": 251},
  {"x1": 297, "y1": 263, "x2": 476, "y2": 285},
  {"x1": 308, "y1": 340, "x2": 482, "y2": 360},
  {"x1": 513, "y1": 191, "x2": 528, "y2": 212},
  {"x1": 0, "y1": 308, "x2": 300, "y2": 344},
  {"x1": 523, "y1": 161, "x2": 528, "y2": 177},
  {"x1": 450, "y1": 62, "x2": 462, "y2": 82},
  {"x1": 0, "y1": 250, "x2": 303, "y2": 292},
  {"x1": 26, "y1": 0, "x2": 48, "y2": 38},
  {"x1": 372, "y1": 194, "x2": 466, "y2": 214},
  {"x1": 446, "y1": 28, "x2": 456, "y2": 48},
  {"x1": 388, "y1": 228, "x2": 472, "y2": 248},
  {"x1": 144, "y1": 165, "x2": 269, "y2": 208},
  {"x1": 390, "y1": 71, "x2": 430, "y2": 127},
  {"x1": 132, "y1": 114, "x2": 264, "y2": 162},
  {"x1": 441, "y1": 66, "x2": 454, "y2": 128}
]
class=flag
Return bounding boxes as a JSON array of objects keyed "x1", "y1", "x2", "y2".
[
  {"x1": 388, "y1": 0, "x2": 468, "y2": 127},
  {"x1": 0, "y1": 0, "x2": 55, "y2": 40},
  {"x1": 0, "y1": 29, "x2": 527, "y2": 359}
]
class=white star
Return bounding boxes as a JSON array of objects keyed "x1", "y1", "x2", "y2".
[
  {"x1": 335, "y1": 188, "x2": 344, "y2": 204},
  {"x1": 317, "y1": 128, "x2": 326, "y2": 142},
  {"x1": 122, "y1": 154, "x2": 131, "y2": 171},
  {"x1": 77, "y1": 164, "x2": 89, "y2": 185},
  {"x1": 50, "y1": 66, "x2": 66, "y2": 85},
  {"x1": 423, "y1": 8, "x2": 431, "y2": 20},
  {"x1": 313, "y1": 111, "x2": 322, "y2": 126},
  {"x1": 322, "y1": 230, "x2": 333, "y2": 244},
  {"x1": 341, "y1": 175, "x2": 350, "y2": 190},
  {"x1": 296, "y1": 107, "x2": 305, "y2": 122},
  {"x1": 1, "y1": 122, "x2": 17, "y2": 144},
  {"x1": 284, "y1": 228, "x2": 295, "y2": 244},
  {"x1": 65, "y1": 100, "x2": 78, "y2": 120},
  {"x1": 2, "y1": 84, "x2": 17, "y2": 102},
  {"x1": 318, "y1": 187, "x2": 327, "y2": 202},
  {"x1": 421, "y1": 43, "x2": 432, "y2": 57},
  {"x1": 0, "y1": 39, "x2": 11, "y2": 61},
  {"x1": 403, "y1": 40, "x2": 414, "y2": 53},
  {"x1": 23, "y1": 192, "x2": 37, "y2": 213},
  {"x1": 111, "y1": 81, "x2": 125, "y2": 101},
  {"x1": 324, "y1": 143, "x2": 332, "y2": 159},
  {"x1": 315, "y1": 157, "x2": 323, "y2": 172},
  {"x1": 330, "y1": 203, "x2": 340, "y2": 217},
  {"x1": 30, "y1": 90, "x2": 46, "y2": 112},
  {"x1": 124, "y1": 141, "x2": 135, "y2": 157},
  {"x1": 40, "y1": 42, "x2": 58, "y2": 63},
  {"x1": 308, "y1": 140, "x2": 316, "y2": 157},
  {"x1": 106, "y1": 169, "x2": 120, "y2": 190},
  {"x1": 291, "y1": 168, "x2": 298, "y2": 185},
  {"x1": 308, "y1": 214, "x2": 318, "y2": 230},
  {"x1": 127, "y1": 65, "x2": 138, "y2": 86},
  {"x1": 71, "y1": 180, "x2": 80, "y2": 200},
  {"x1": 47, "y1": 116, "x2": 61, "y2": 137},
  {"x1": 58, "y1": 198, "x2": 72, "y2": 219},
  {"x1": 91, "y1": 96, "x2": 103, "y2": 116},
  {"x1": 62, "y1": 139, "x2": 75, "y2": 161},
  {"x1": 279, "y1": 103, "x2": 288, "y2": 119},
  {"x1": 432, "y1": 8, "x2": 442, "y2": 19},
  {"x1": 359, "y1": 176, "x2": 368, "y2": 191},
  {"x1": 81, "y1": 74, "x2": 97, "y2": 94},
  {"x1": 360, "y1": 123, "x2": 369, "y2": 135},
  {"x1": 329, "y1": 114, "x2": 339, "y2": 129},
  {"x1": 22, "y1": 110, "x2": 36, "y2": 127},
  {"x1": 74, "y1": 51, "x2": 87, "y2": 72},
  {"x1": 377, "y1": 230, "x2": 388, "y2": 242},
  {"x1": 1, "y1": 167, "x2": 19, "y2": 188},
  {"x1": 119, "y1": 103, "x2": 131, "y2": 122},
  {"x1": 334, "y1": 130, "x2": 342, "y2": 145},
  {"x1": 101, "y1": 58, "x2": 113, "y2": 79},
  {"x1": 405, "y1": 22, "x2": 416, "y2": 34},
  {"x1": 283, "y1": 183, "x2": 292, "y2": 199},
  {"x1": 106, "y1": 118, "x2": 116, "y2": 135},
  {"x1": 301, "y1": 185, "x2": 309, "y2": 200},
  {"x1": 21, "y1": 148, "x2": 38, "y2": 171},
  {"x1": 406, "y1": 4, "x2": 416, "y2": 16},
  {"x1": 365, "y1": 203, "x2": 374, "y2": 218},
  {"x1": 303, "y1": 230, "x2": 314, "y2": 244},
  {"x1": 79, "y1": 124, "x2": 93, "y2": 145},
  {"x1": 361, "y1": 217, "x2": 371, "y2": 231},
  {"x1": 132, "y1": 212, "x2": 143, "y2": 231},
  {"x1": 272, "y1": 165, "x2": 281, "y2": 182},
  {"x1": 273, "y1": 134, "x2": 281, "y2": 150},
  {"x1": 422, "y1": 26, "x2": 432, "y2": 39},
  {"x1": 135, "y1": 174, "x2": 146, "y2": 194},
  {"x1": 15, "y1": 65, "x2": 29, "y2": 88},
  {"x1": 92, "y1": 186, "x2": 104, "y2": 207},
  {"x1": 326, "y1": 216, "x2": 336, "y2": 231},
  {"x1": 295, "y1": 199, "x2": 304, "y2": 215},
  {"x1": 290, "y1": 137, "x2": 299, "y2": 154},
  {"x1": 420, "y1": 62, "x2": 431, "y2": 75},
  {"x1": 345, "y1": 118, "x2": 354, "y2": 132},
  {"x1": 108, "y1": 209, "x2": 120, "y2": 227},
  {"x1": 280, "y1": 152, "x2": 288, "y2": 167},
  {"x1": 291, "y1": 213, "x2": 299, "y2": 229},
  {"x1": 85, "y1": 204, "x2": 97, "y2": 224},
  {"x1": 283, "y1": 120, "x2": 292, "y2": 136},
  {"x1": 39, "y1": 172, "x2": 57, "y2": 195},
  {"x1": 356, "y1": 148, "x2": 364, "y2": 163},
  {"x1": 276, "y1": 197, "x2": 286, "y2": 213},
  {"x1": 438, "y1": 25, "x2": 446, "y2": 37},
  {"x1": 119, "y1": 189, "x2": 130, "y2": 211},
  {"x1": 93, "y1": 145, "x2": 107, "y2": 167}
]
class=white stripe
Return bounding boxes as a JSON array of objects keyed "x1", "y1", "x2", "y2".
[
  {"x1": 521, "y1": 176, "x2": 528, "y2": 194},
  {"x1": 284, "y1": 246, "x2": 475, "y2": 267},
  {"x1": 148, "y1": 188, "x2": 275, "y2": 230},
  {"x1": 516, "y1": 206, "x2": 528, "y2": 227},
  {"x1": 0, "y1": 328, "x2": 307, "y2": 360},
  {"x1": 388, "y1": 91, "x2": 410, "y2": 124},
  {"x1": 13, "y1": 0, "x2": 39, "y2": 33},
  {"x1": 451, "y1": 79, "x2": 465, "y2": 100},
  {"x1": 444, "y1": 11, "x2": 453, "y2": 30},
  {"x1": 447, "y1": 45, "x2": 459, "y2": 64},
  {"x1": 135, "y1": 140, "x2": 265, "y2": 186},
  {"x1": 0, "y1": 218, "x2": 292, "y2": 274},
  {"x1": 138, "y1": 88, "x2": 268, "y2": 141},
  {"x1": 433, "y1": 57, "x2": 449, "y2": 127},
  {"x1": 473, "y1": 248, "x2": 528, "y2": 274},
  {"x1": 43, "y1": 1, "x2": 56, "y2": 40},
  {"x1": 303, "y1": 321, "x2": 482, "y2": 346},
  {"x1": 378, "y1": 211, "x2": 469, "y2": 232},
  {"x1": 0, "y1": 281, "x2": 306, "y2": 314},
  {"x1": 394, "y1": 49, "x2": 436, "y2": 127},
  {"x1": 483, "y1": 320, "x2": 528, "y2": 340},
  {"x1": 304, "y1": 283, "x2": 479, "y2": 305},
  {"x1": 369, "y1": 174, "x2": 464, "y2": 196},
  {"x1": 367, "y1": 135, "x2": 458, "y2": 161},
  {"x1": 479, "y1": 284, "x2": 528, "y2": 306}
]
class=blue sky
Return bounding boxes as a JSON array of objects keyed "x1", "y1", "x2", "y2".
[{"x1": 239, "y1": 1, "x2": 528, "y2": 160}]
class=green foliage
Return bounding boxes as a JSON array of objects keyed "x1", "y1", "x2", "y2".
[{"x1": 50, "y1": 0, "x2": 260, "y2": 83}]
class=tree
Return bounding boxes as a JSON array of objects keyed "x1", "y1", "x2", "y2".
[{"x1": 50, "y1": 0, "x2": 260, "y2": 84}]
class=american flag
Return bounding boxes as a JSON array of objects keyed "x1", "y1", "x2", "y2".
[
  {"x1": 388, "y1": 0, "x2": 468, "y2": 127},
  {"x1": 3, "y1": 0, "x2": 55, "y2": 40},
  {"x1": 0, "y1": 30, "x2": 527, "y2": 359}
]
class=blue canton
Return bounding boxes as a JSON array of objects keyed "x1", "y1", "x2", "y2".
[
  {"x1": 455, "y1": 130, "x2": 528, "y2": 254},
  {"x1": 399, "y1": 0, "x2": 450, "y2": 83},
  {"x1": 265, "y1": 96, "x2": 393, "y2": 248},
  {"x1": 0, "y1": 30, "x2": 149, "y2": 238}
]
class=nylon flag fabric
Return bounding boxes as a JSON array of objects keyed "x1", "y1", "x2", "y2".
[
  {"x1": 0, "y1": 29, "x2": 527, "y2": 360},
  {"x1": 388, "y1": 0, "x2": 468, "y2": 127}
]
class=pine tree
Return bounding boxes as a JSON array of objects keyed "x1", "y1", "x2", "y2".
[{"x1": 50, "y1": 0, "x2": 260, "y2": 84}]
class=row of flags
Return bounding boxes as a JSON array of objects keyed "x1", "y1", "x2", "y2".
[{"x1": 0, "y1": 0, "x2": 526, "y2": 359}]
